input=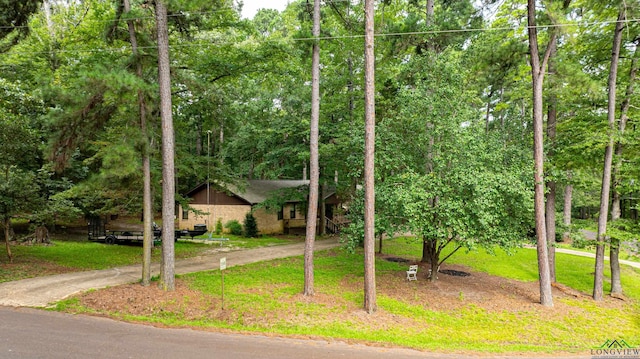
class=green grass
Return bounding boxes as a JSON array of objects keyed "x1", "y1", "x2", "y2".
[
  {"x1": 57, "y1": 237, "x2": 640, "y2": 354},
  {"x1": 0, "y1": 233, "x2": 307, "y2": 282},
  {"x1": 0, "y1": 240, "x2": 216, "y2": 282}
]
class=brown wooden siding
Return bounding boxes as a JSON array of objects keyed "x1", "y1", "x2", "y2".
[{"x1": 190, "y1": 187, "x2": 248, "y2": 205}]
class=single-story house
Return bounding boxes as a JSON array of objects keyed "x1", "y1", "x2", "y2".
[{"x1": 178, "y1": 180, "x2": 341, "y2": 235}]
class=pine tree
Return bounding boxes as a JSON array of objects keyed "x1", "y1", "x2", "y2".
[{"x1": 243, "y1": 212, "x2": 258, "y2": 238}]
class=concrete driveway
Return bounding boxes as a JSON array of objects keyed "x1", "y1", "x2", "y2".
[
  {"x1": 0, "y1": 239, "x2": 341, "y2": 308},
  {"x1": 554, "y1": 247, "x2": 640, "y2": 268}
]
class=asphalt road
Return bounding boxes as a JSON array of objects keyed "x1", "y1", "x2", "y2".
[
  {"x1": 0, "y1": 237, "x2": 627, "y2": 358},
  {"x1": 0, "y1": 307, "x2": 460, "y2": 359},
  {"x1": 0, "y1": 307, "x2": 589, "y2": 359}
]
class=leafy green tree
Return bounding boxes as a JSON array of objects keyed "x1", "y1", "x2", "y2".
[
  {"x1": 0, "y1": 72, "x2": 51, "y2": 258},
  {"x1": 375, "y1": 52, "x2": 533, "y2": 281},
  {"x1": 379, "y1": 162, "x2": 532, "y2": 282},
  {"x1": 0, "y1": 169, "x2": 39, "y2": 261},
  {"x1": 382, "y1": 0, "x2": 481, "y2": 55},
  {"x1": 0, "y1": 84, "x2": 43, "y2": 260},
  {"x1": 122, "y1": 0, "x2": 154, "y2": 287},
  {"x1": 0, "y1": 0, "x2": 42, "y2": 50}
]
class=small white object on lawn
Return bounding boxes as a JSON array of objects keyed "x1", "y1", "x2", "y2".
[{"x1": 406, "y1": 265, "x2": 418, "y2": 281}]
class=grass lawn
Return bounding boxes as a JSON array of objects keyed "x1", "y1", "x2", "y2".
[
  {"x1": 56, "y1": 236, "x2": 640, "y2": 354},
  {"x1": 0, "y1": 233, "x2": 303, "y2": 283}
]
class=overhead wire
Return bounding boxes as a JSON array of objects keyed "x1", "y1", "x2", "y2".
[
  {"x1": 0, "y1": 0, "x2": 634, "y2": 31},
  {"x1": 1, "y1": 2, "x2": 638, "y2": 56}
]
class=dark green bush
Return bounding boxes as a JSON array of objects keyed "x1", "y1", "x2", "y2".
[
  {"x1": 215, "y1": 218, "x2": 223, "y2": 235},
  {"x1": 243, "y1": 212, "x2": 259, "y2": 238},
  {"x1": 225, "y1": 220, "x2": 243, "y2": 236},
  {"x1": 570, "y1": 231, "x2": 594, "y2": 249}
]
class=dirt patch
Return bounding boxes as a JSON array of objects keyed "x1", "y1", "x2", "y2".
[
  {"x1": 71, "y1": 259, "x2": 628, "y2": 330},
  {"x1": 377, "y1": 262, "x2": 541, "y2": 312},
  {"x1": 79, "y1": 281, "x2": 228, "y2": 322}
]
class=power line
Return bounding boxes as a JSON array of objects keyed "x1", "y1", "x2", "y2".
[
  {"x1": 2, "y1": 13, "x2": 638, "y2": 56},
  {"x1": 293, "y1": 17, "x2": 640, "y2": 41},
  {"x1": 0, "y1": 0, "x2": 634, "y2": 32}
]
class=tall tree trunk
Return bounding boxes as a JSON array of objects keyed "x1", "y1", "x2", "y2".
[
  {"x1": 527, "y1": 0, "x2": 554, "y2": 307},
  {"x1": 609, "y1": 40, "x2": 637, "y2": 298},
  {"x1": 43, "y1": 0, "x2": 59, "y2": 71},
  {"x1": 545, "y1": 181, "x2": 557, "y2": 282},
  {"x1": 195, "y1": 122, "x2": 202, "y2": 156},
  {"x1": 426, "y1": 0, "x2": 434, "y2": 24},
  {"x1": 421, "y1": 240, "x2": 429, "y2": 263},
  {"x1": 303, "y1": 0, "x2": 321, "y2": 297},
  {"x1": 423, "y1": 238, "x2": 439, "y2": 282},
  {"x1": 123, "y1": 0, "x2": 153, "y2": 287},
  {"x1": 156, "y1": 0, "x2": 175, "y2": 291},
  {"x1": 363, "y1": 0, "x2": 377, "y2": 314},
  {"x1": 545, "y1": 36, "x2": 558, "y2": 283},
  {"x1": 422, "y1": 198, "x2": 439, "y2": 263},
  {"x1": 594, "y1": 9, "x2": 624, "y2": 301},
  {"x1": 421, "y1": 0, "x2": 435, "y2": 53},
  {"x1": 43, "y1": 0, "x2": 54, "y2": 36},
  {"x1": 219, "y1": 122, "x2": 224, "y2": 164}
]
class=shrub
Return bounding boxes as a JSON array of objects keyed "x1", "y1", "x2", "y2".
[
  {"x1": 570, "y1": 231, "x2": 594, "y2": 249},
  {"x1": 225, "y1": 220, "x2": 243, "y2": 236},
  {"x1": 215, "y1": 218, "x2": 223, "y2": 235},
  {"x1": 243, "y1": 212, "x2": 259, "y2": 238}
]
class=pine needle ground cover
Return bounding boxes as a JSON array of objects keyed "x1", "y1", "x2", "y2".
[{"x1": 58, "y1": 238, "x2": 640, "y2": 354}]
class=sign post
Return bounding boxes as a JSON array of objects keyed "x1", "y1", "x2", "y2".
[{"x1": 220, "y1": 257, "x2": 226, "y2": 310}]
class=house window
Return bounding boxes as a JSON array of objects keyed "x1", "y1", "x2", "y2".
[
  {"x1": 182, "y1": 209, "x2": 189, "y2": 220},
  {"x1": 277, "y1": 206, "x2": 283, "y2": 220},
  {"x1": 290, "y1": 204, "x2": 296, "y2": 219}
]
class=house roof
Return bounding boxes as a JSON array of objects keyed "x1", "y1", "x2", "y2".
[
  {"x1": 227, "y1": 180, "x2": 310, "y2": 204},
  {"x1": 186, "y1": 180, "x2": 311, "y2": 205}
]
